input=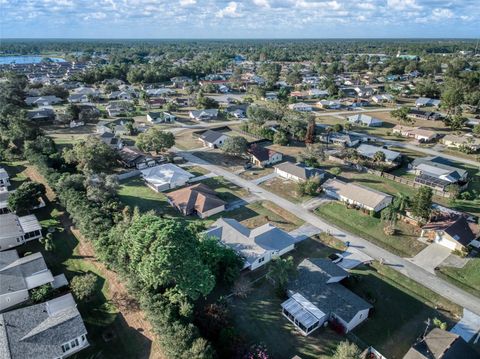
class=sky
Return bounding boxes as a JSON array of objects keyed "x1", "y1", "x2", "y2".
[{"x1": 0, "y1": 0, "x2": 479, "y2": 39}]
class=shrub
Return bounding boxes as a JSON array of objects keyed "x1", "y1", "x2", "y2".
[{"x1": 70, "y1": 273, "x2": 98, "y2": 302}]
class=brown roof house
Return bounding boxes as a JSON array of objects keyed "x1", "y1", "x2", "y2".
[
  {"x1": 166, "y1": 183, "x2": 226, "y2": 218},
  {"x1": 248, "y1": 144, "x2": 283, "y2": 168},
  {"x1": 420, "y1": 216, "x2": 477, "y2": 251},
  {"x1": 403, "y1": 328, "x2": 478, "y2": 359}
]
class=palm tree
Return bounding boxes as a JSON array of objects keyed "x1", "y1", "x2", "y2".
[{"x1": 393, "y1": 193, "x2": 410, "y2": 213}]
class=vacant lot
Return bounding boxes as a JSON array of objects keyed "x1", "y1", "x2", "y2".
[
  {"x1": 261, "y1": 176, "x2": 314, "y2": 203},
  {"x1": 316, "y1": 202, "x2": 425, "y2": 257},
  {"x1": 174, "y1": 130, "x2": 202, "y2": 150},
  {"x1": 239, "y1": 166, "x2": 274, "y2": 180},
  {"x1": 214, "y1": 200, "x2": 304, "y2": 232},
  {"x1": 198, "y1": 176, "x2": 249, "y2": 203},
  {"x1": 437, "y1": 258, "x2": 480, "y2": 298},
  {"x1": 193, "y1": 150, "x2": 247, "y2": 172}
]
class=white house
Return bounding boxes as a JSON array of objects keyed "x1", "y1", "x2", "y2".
[
  {"x1": 0, "y1": 168, "x2": 10, "y2": 188},
  {"x1": 317, "y1": 100, "x2": 342, "y2": 109},
  {"x1": 189, "y1": 109, "x2": 219, "y2": 121},
  {"x1": 146, "y1": 112, "x2": 176, "y2": 124},
  {"x1": 288, "y1": 102, "x2": 313, "y2": 112},
  {"x1": 282, "y1": 258, "x2": 371, "y2": 335},
  {"x1": 0, "y1": 250, "x2": 56, "y2": 311},
  {"x1": 25, "y1": 96, "x2": 63, "y2": 107},
  {"x1": 356, "y1": 144, "x2": 402, "y2": 164},
  {"x1": 441, "y1": 134, "x2": 480, "y2": 152},
  {"x1": 199, "y1": 130, "x2": 229, "y2": 148},
  {"x1": 204, "y1": 218, "x2": 296, "y2": 270},
  {"x1": 371, "y1": 94, "x2": 393, "y2": 103},
  {"x1": 347, "y1": 114, "x2": 383, "y2": 127},
  {"x1": 415, "y1": 97, "x2": 441, "y2": 108},
  {"x1": 0, "y1": 293, "x2": 89, "y2": 359},
  {"x1": 248, "y1": 145, "x2": 283, "y2": 167},
  {"x1": 322, "y1": 178, "x2": 392, "y2": 212},
  {"x1": 0, "y1": 213, "x2": 43, "y2": 251},
  {"x1": 392, "y1": 125, "x2": 438, "y2": 142},
  {"x1": 274, "y1": 162, "x2": 325, "y2": 182},
  {"x1": 264, "y1": 92, "x2": 278, "y2": 101},
  {"x1": 141, "y1": 163, "x2": 195, "y2": 192}
]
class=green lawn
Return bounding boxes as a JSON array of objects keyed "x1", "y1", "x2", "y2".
[
  {"x1": 315, "y1": 202, "x2": 426, "y2": 257},
  {"x1": 211, "y1": 200, "x2": 304, "y2": 232},
  {"x1": 260, "y1": 177, "x2": 314, "y2": 203},
  {"x1": 437, "y1": 258, "x2": 480, "y2": 298},
  {"x1": 198, "y1": 176, "x2": 249, "y2": 203},
  {"x1": 348, "y1": 262, "x2": 461, "y2": 358}
]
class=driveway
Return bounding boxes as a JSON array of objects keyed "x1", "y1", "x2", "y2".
[
  {"x1": 288, "y1": 223, "x2": 322, "y2": 243},
  {"x1": 407, "y1": 243, "x2": 452, "y2": 273},
  {"x1": 338, "y1": 247, "x2": 373, "y2": 270},
  {"x1": 451, "y1": 309, "x2": 480, "y2": 342}
]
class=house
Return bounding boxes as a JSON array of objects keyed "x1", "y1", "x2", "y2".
[
  {"x1": 146, "y1": 112, "x2": 176, "y2": 124},
  {"x1": 108, "y1": 91, "x2": 134, "y2": 101},
  {"x1": 25, "y1": 96, "x2": 63, "y2": 107},
  {"x1": 354, "y1": 86, "x2": 374, "y2": 98},
  {"x1": 415, "y1": 97, "x2": 441, "y2": 108},
  {"x1": 199, "y1": 130, "x2": 229, "y2": 148},
  {"x1": 0, "y1": 250, "x2": 56, "y2": 311},
  {"x1": 147, "y1": 97, "x2": 167, "y2": 108},
  {"x1": 170, "y1": 76, "x2": 193, "y2": 87},
  {"x1": 0, "y1": 167, "x2": 11, "y2": 188},
  {"x1": 204, "y1": 218, "x2": 295, "y2": 270},
  {"x1": 264, "y1": 92, "x2": 278, "y2": 101},
  {"x1": 356, "y1": 144, "x2": 402, "y2": 164},
  {"x1": 319, "y1": 132, "x2": 363, "y2": 147},
  {"x1": 408, "y1": 109, "x2": 442, "y2": 121},
  {"x1": 0, "y1": 293, "x2": 89, "y2": 358},
  {"x1": 317, "y1": 100, "x2": 341, "y2": 109},
  {"x1": 288, "y1": 102, "x2": 313, "y2": 112},
  {"x1": 441, "y1": 134, "x2": 480, "y2": 152},
  {"x1": 420, "y1": 216, "x2": 477, "y2": 251},
  {"x1": 248, "y1": 144, "x2": 283, "y2": 167},
  {"x1": 323, "y1": 178, "x2": 393, "y2": 212},
  {"x1": 371, "y1": 94, "x2": 393, "y2": 103},
  {"x1": 347, "y1": 114, "x2": 383, "y2": 127},
  {"x1": 189, "y1": 109, "x2": 219, "y2": 121},
  {"x1": 282, "y1": 258, "x2": 371, "y2": 336},
  {"x1": 118, "y1": 146, "x2": 159, "y2": 169},
  {"x1": 0, "y1": 213, "x2": 43, "y2": 251},
  {"x1": 27, "y1": 108, "x2": 55, "y2": 122},
  {"x1": 308, "y1": 89, "x2": 329, "y2": 98},
  {"x1": 274, "y1": 162, "x2": 325, "y2": 182},
  {"x1": 97, "y1": 132, "x2": 123, "y2": 150},
  {"x1": 145, "y1": 88, "x2": 175, "y2": 97},
  {"x1": 392, "y1": 125, "x2": 438, "y2": 142},
  {"x1": 105, "y1": 102, "x2": 131, "y2": 117},
  {"x1": 403, "y1": 328, "x2": 478, "y2": 359},
  {"x1": 67, "y1": 94, "x2": 89, "y2": 103},
  {"x1": 0, "y1": 188, "x2": 10, "y2": 214},
  {"x1": 141, "y1": 164, "x2": 195, "y2": 192},
  {"x1": 410, "y1": 156, "x2": 468, "y2": 187},
  {"x1": 166, "y1": 184, "x2": 226, "y2": 218}
]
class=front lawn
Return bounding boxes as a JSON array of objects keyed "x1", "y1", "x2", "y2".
[
  {"x1": 349, "y1": 262, "x2": 462, "y2": 358},
  {"x1": 198, "y1": 176, "x2": 249, "y2": 203},
  {"x1": 315, "y1": 202, "x2": 426, "y2": 257},
  {"x1": 436, "y1": 258, "x2": 480, "y2": 298}
]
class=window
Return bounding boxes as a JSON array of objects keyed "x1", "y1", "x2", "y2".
[
  {"x1": 62, "y1": 343, "x2": 70, "y2": 353},
  {"x1": 258, "y1": 257, "x2": 265, "y2": 263},
  {"x1": 70, "y1": 338, "x2": 79, "y2": 348}
]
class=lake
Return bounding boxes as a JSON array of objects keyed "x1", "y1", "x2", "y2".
[{"x1": 0, "y1": 56, "x2": 66, "y2": 65}]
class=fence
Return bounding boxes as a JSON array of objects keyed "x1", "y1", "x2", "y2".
[{"x1": 116, "y1": 170, "x2": 141, "y2": 181}]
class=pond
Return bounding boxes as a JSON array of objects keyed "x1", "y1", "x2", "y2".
[{"x1": 0, "y1": 56, "x2": 66, "y2": 64}]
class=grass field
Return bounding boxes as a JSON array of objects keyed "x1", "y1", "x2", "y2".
[
  {"x1": 437, "y1": 258, "x2": 480, "y2": 299},
  {"x1": 239, "y1": 166, "x2": 274, "y2": 180},
  {"x1": 315, "y1": 202, "x2": 426, "y2": 257},
  {"x1": 260, "y1": 176, "x2": 314, "y2": 203}
]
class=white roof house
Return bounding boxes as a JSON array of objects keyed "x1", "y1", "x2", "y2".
[
  {"x1": 347, "y1": 114, "x2": 383, "y2": 127},
  {"x1": 322, "y1": 178, "x2": 393, "y2": 212},
  {"x1": 204, "y1": 218, "x2": 296, "y2": 270},
  {"x1": 415, "y1": 97, "x2": 441, "y2": 108},
  {"x1": 0, "y1": 168, "x2": 10, "y2": 188},
  {"x1": 141, "y1": 163, "x2": 195, "y2": 192},
  {"x1": 356, "y1": 144, "x2": 402, "y2": 163},
  {"x1": 288, "y1": 102, "x2": 313, "y2": 112}
]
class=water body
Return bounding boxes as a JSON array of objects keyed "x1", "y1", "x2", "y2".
[{"x1": 0, "y1": 56, "x2": 66, "y2": 65}]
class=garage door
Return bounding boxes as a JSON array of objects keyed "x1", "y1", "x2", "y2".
[{"x1": 435, "y1": 236, "x2": 456, "y2": 250}]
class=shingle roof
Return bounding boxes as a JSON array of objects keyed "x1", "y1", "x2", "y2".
[
  {"x1": 200, "y1": 130, "x2": 227, "y2": 144},
  {"x1": 166, "y1": 183, "x2": 226, "y2": 215},
  {"x1": 288, "y1": 259, "x2": 371, "y2": 323},
  {"x1": 422, "y1": 217, "x2": 476, "y2": 247},
  {"x1": 411, "y1": 156, "x2": 467, "y2": 180},
  {"x1": 274, "y1": 162, "x2": 325, "y2": 181},
  {"x1": 0, "y1": 294, "x2": 87, "y2": 359},
  {"x1": 248, "y1": 144, "x2": 279, "y2": 162}
]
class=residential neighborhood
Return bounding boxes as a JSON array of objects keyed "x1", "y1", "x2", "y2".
[{"x1": 0, "y1": 35, "x2": 479, "y2": 359}]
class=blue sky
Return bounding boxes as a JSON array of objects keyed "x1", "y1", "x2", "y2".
[{"x1": 1, "y1": 0, "x2": 479, "y2": 38}]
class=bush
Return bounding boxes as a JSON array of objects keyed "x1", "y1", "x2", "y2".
[
  {"x1": 31, "y1": 284, "x2": 54, "y2": 303},
  {"x1": 330, "y1": 167, "x2": 342, "y2": 176},
  {"x1": 70, "y1": 273, "x2": 98, "y2": 301}
]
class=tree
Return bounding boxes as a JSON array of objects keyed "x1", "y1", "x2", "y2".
[
  {"x1": 332, "y1": 341, "x2": 362, "y2": 359},
  {"x1": 221, "y1": 136, "x2": 248, "y2": 157},
  {"x1": 84, "y1": 173, "x2": 119, "y2": 203},
  {"x1": 444, "y1": 115, "x2": 467, "y2": 132},
  {"x1": 332, "y1": 123, "x2": 343, "y2": 133},
  {"x1": 63, "y1": 136, "x2": 117, "y2": 173},
  {"x1": 373, "y1": 151, "x2": 386, "y2": 163},
  {"x1": 473, "y1": 125, "x2": 480, "y2": 137},
  {"x1": 391, "y1": 106, "x2": 413, "y2": 124},
  {"x1": 442, "y1": 79, "x2": 464, "y2": 114},
  {"x1": 410, "y1": 186, "x2": 433, "y2": 221},
  {"x1": 298, "y1": 176, "x2": 321, "y2": 196},
  {"x1": 415, "y1": 79, "x2": 440, "y2": 98},
  {"x1": 198, "y1": 238, "x2": 243, "y2": 285},
  {"x1": 136, "y1": 128, "x2": 175, "y2": 154},
  {"x1": 70, "y1": 273, "x2": 98, "y2": 301},
  {"x1": 196, "y1": 93, "x2": 219, "y2": 109},
  {"x1": 266, "y1": 256, "x2": 295, "y2": 295},
  {"x1": 7, "y1": 181, "x2": 46, "y2": 214},
  {"x1": 40, "y1": 84, "x2": 69, "y2": 99},
  {"x1": 330, "y1": 167, "x2": 341, "y2": 176},
  {"x1": 305, "y1": 118, "x2": 316, "y2": 144},
  {"x1": 273, "y1": 130, "x2": 288, "y2": 145}
]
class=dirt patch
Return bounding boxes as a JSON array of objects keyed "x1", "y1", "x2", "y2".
[{"x1": 24, "y1": 166, "x2": 56, "y2": 201}]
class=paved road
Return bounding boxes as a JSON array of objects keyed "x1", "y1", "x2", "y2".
[
  {"x1": 177, "y1": 149, "x2": 480, "y2": 316},
  {"x1": 313, "y1": 107, "x2": 397, "y2": 117}
]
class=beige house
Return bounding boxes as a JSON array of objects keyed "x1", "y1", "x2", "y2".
[
  {"x1": 392, "y1": 125, "x2": 438, "y2": 142},
  {"x1": 441, "y1": 134, "x2": 480, "y2": 152},
  {"x1": 322, "y1": 178, "x2": 392, "y2": 212}
]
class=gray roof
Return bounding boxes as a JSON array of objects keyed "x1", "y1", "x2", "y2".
[
  {"x1": 0, "y1": 168, "x2": 8, "y2": 180},
  {"x1": 411, "y1": 156, "x2": 467, "y2": 181},
  {"x1": 274, "y1": 162, "x2": 325, "y2": 181},
  {"x1": 0, "y1": 214, "x2": 24, "y2": 240},
  {"x1": 347, "y1": 114, "x2": 382, "y2": 126},
  {"x1": 190, "y1": 109, "x2": 219, "y2": 118},
  {"x1": 204, "y1": 218, "x2": 295, "y2": 265},
  {"x1": 356, "y1": 144, "x2": 401, "y2": 162},
  {"x1": 0, "y1": 294, "x2": 87, "y2": 359},
  {"x1": 288, "y1": 259, "x2": 372, "y2": 323},
  {"x1": 200, "y1": 130, "x2": 228, "y2": 144}
]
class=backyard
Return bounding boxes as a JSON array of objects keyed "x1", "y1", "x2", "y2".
[{"x1": 315, "y1": 202, "x2": 426, "y2": 257}]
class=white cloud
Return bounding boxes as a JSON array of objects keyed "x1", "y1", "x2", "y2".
[
  {"x1": 84, "y1": 12, "x2": 107, "y2": 20},
  {"x1": 179, "y1": 0, "x2": 196, "y2": 6},
  {"x1": 387, "y1": 0, "x2": 421, "y2": 11},
  {"x1": 216, "y1": 2, "x2": 243, "y2": 18},
  {"x1": 253, "y1": 0, "x2": 270, "y2": 7},
  {"x1": 432, "y1": 8, "x2": 454, "y2": 19}
]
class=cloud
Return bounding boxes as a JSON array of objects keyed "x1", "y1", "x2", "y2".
[
  {"x1": 216, "y1": 2, "x2": 243, "y2": 18},
  {"x1": 179, "y1": 0, "x2": 196, "y2": 6},
  {"x1": 387, "y1": 0, "x2": 421, "y2": 10},
  {"x1": 432, "y1": 8, "x2": 454, "y2": 19}
]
